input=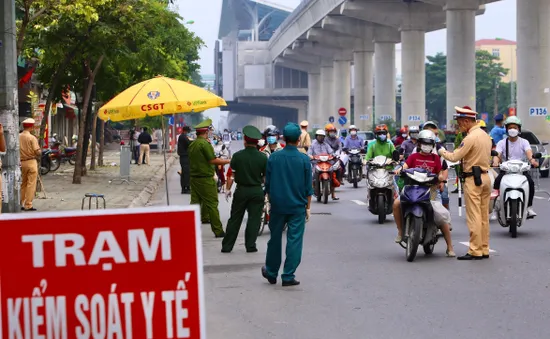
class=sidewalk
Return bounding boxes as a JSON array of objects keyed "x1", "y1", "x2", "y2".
[{"x1": 33, "y1": 148, "x2": 176, "y2": 211}]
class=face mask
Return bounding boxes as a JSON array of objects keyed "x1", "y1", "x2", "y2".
[
  {"x1": 267, "y1": 136, "x2": 277, "y2": 144},
  {"x1": 435, "y1": 137, "x2": 441, "y2": 143},
  {"x1": 421, "y1": 144, "x2": 434, "y2": 154},
  {"x1": 350, "y1": 131, "x2": 357, "y2": 136},
  {"x1": 213, "y1": 140, "x2": 218, "y2": 145},
  {"x1": 402, "y1": 133, "x2": 408, "y2": 138},
  {"x1": 507, "y1": 128, "x2": 519, "y2": 137},
  {"x1": 329, "y1": 132, "x2": 336, "y2": 138},
  {"x1": 378, "y1": 134, "x2": 387, "y2": 141}
]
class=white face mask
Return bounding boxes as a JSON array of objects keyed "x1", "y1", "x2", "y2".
[
  {"x1": 421, "y1": 144, "x2": 434, "y2": 154},
  {"x1": 402, "y1": 133, "x2": 408, "y2": 138},
  {"x1": 507, "y1": 128, "x2": 519, "y2": 137},
  {"x1": 350, "y1": 130, "x2": 357, "y2": 136}
]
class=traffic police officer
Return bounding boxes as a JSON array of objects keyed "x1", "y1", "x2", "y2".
[
  {"x1": 20, "y1": 118, "x2": 41, "y2": 211},
  {"x1": 221, "y1": 125, "x2": 267, "y2": 253},
  {"x1": 438, "y1": 106, "x2": 492, "y2": 260},
  {"x1": 262, "y1": 122, "x2": 314, "y2": 287},
  {"x1": 188, "y1": 118, "x2": 230, "y2": 237}
]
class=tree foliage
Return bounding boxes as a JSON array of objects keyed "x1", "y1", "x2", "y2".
[{"x1": 425, "y1": 50, "x2": 512, "y2": 128}]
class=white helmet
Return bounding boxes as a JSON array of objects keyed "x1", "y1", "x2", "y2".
[
  {"x1": 418, "y1": 130, "x2": 436, "y2": 145},
  {"x1": 349, "y1": 125, "x2": 358, "y2": 131},
  {"x1": 315, "y1": 129, "x2": 326, "y2": 136}
]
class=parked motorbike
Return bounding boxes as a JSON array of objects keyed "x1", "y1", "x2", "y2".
[
  {"x1": 312, "y1": 154, "x2": 340, "y2": 204},
  {"x1": 492, "y1": 151, "x2": 542, "y2": 238},
  {"x1": 343, "y1": 148, "x2": 364, "y2": 188},
  {"x1": 40, "y1": 149, "x2": 53, "y2": 175},
  {"x1": 49, "y1": 142, "x2": 77, "y2": 171},
  {"x1": 398, "y1": 168, "x2": 441, "y2": 262},
  {"x1": 367, "y1": 151, "x2": 400, "y2": 224},
  {"x1": 259, "y1": 194, "x2": 270, "y2": 236}
]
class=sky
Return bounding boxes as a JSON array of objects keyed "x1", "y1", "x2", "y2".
[{"x1": 176, "y1": 0, "x2": 517, "y2": 128}]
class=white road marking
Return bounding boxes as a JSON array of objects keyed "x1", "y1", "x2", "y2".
[
  {"x1": 351, "y1": 200, "x2": 367, "y2": 206},
  {"x1": 534, "y1": 196, "x2": 548, "y2": 200},
  {"x1": 459, "y1": 242, "x2": 496, "y2": 253}
]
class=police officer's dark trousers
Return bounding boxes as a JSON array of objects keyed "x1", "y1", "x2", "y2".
[
  {"x1": 222, "y1": 185, "x2": 264, "y2": 252},
  {"x1": 190, "y1": 176, "x2": 224, "y2": 236},
  {"x1": 265, "y1": 211, "x2": 306, "y2": 282},
  {"x1": 180, "y1": 156, "x2": 190, "y2": 191}
]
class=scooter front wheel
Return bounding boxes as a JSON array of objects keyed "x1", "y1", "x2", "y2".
[
  {"x1": 509, "y1": 200, "x2": 519, "y2": 238},
  {"x1": 322, "y1": 180, "x2": 330, "y2": 204},
  {"x1": 377, "y1": 195, "x2": 386, "y2": 224},
  {"x1": 406, "y1": 216, "x2": 422, "y2": 262}
]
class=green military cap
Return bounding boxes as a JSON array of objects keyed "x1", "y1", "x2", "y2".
[
  {"x1": 242, "y1": 125, "x2": 262, "y2": 140},
  {"x1": 194, "y1": 118, "x2": 212, "y2": 130},
  {"x1": 283, "y1": 122, "x2": 301, "y2": 142}
]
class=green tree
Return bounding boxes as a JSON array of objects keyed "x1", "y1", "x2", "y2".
[
  {"x1": 425, "y1": 53, "x2": 447, "y2": 124},
  {"x1": 476, "y1": 49, "x2": 509, "y2": 115}
]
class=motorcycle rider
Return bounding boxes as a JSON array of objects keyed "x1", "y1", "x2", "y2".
[
  {"x1": 339, "y1": 129, "x2": 348, "y2": 144},
  {"x1": 492, "y1": 116, "x2": 538, "y2": 219},
  {"x1": 394, "y1": 127, "x2": 408, "y2": 147},
  {"x1": 490, "y1": 113, "x2": 506, "y2": 144},
  {"x1": 213, "y1": 135, "x2": 230, "y2": 190},
  {"x1": 325, "y1": 124, "x2": 345, "y2": 185},
  {"x1": 343, "y1": 125, "x2": 364, "y2": 150},
  {"x1": 365, "y1": 124, "x2": 396, "y2": 161},
  {"x1": 261, "y1": 127, "x2": 284, "y2": 157},
  {"x1": 308, "y1": 129, "x2": 338, "y2": 200},
  {"x1": 399, "y1": 126, "x2": 420, "y2": 159},
  {"x1": 393, "y1": 130, "x2": 456, "y2": 257}
]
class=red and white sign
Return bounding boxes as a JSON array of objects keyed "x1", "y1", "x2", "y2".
[
  {"x1": 338, "y1": 107, "x2": 347, "y2": 116},
  {"x1": 0, "y1": 206, "x2": 205, "y2": 339}
]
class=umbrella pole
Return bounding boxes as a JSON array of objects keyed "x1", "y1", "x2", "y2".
[{"x1": 161, "y1": 116, "x2": 170, "y2": 206}]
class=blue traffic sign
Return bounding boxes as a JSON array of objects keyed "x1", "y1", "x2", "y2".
[
  {"x1": 328, "y1": 116, "x2": 335, "y2": 123},
  {"x1": 168, "y1": 116, "x2": 174, "y2": 126},
  {"x1": 338, "y1": 116, "x2": 347, "y2": 125}
]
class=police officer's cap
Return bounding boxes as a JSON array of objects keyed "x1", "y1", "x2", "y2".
[
  {"x1": 283, "y1": 122, "x2": 301, "y2": 142},
  {"x1": 22, "y1": 118, "x2": 35, "y2": 125},
  {"x1": 243, "y1": 125, "x2": 262, "y2": 141},
  {"x1": 194, "y1": 118, "x2": 212, "y2": 131}
]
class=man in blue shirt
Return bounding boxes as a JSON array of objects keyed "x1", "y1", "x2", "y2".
[
  {"x1": 490, "y1": 114, "x2": 506, "y2": 144},
  {"x1": 262, "y1": 122, "x2": 313, "y2": 287},
  {"x1": 343, "y1": 125, "x2": 364, "y2": 149}
]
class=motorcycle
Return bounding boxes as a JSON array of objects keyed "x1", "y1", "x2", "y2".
[
  {"x1": 367, "y1": 151, "x2": 400, "y2": 224},
  {"x1": 343, "y1": 148, "x2": 364, "y2": 188},
  {"x1": 49, "y1": 142, "x2": 77, "y2": 171},
  {"x1": 40, "y1": 149, "x2": 53, "y2": 175},
  {"x1": 312, "y1": 154, "x2": 340, "y2": 204},
  {"x1": 398, "y1": 168, "x2": 441, "y2": 262},
  {"x1": 492, "y1": 151, "x2": 542, "y2": 238},
  {"x1": 259, "y1": 194, "x2": 270, "y2": 236}
]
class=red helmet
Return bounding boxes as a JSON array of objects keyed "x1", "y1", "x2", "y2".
[
  {"x1": 375, "y1": 124, "x2": 388, "y2": 134},
  {"x1": 399, "y1": 127, "x2": 407, "y2": 134}
]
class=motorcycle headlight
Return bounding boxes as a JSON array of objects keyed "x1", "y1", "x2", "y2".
[
  {"x1": 332, "y1": 161, "x2": 340, "y2": 170},
  {"x1": 319, "y1": 156, "x2": 329, "y2": 162}
]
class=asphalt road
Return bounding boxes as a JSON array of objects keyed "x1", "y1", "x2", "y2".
[{"x1": 151, "y1": 142, "x2": 550, "y2": 339}]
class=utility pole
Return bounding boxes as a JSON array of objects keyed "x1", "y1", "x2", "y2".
[{"x1": 0, "y1": 0, "x2": 22, "y2": 213}]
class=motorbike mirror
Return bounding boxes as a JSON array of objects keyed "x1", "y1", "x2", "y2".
[
  {"x1": 534, "y1": 152, "x2": 543, "y2": 159},
  {"x1": 342, "y1": 147, "x2": 349, "y2": 152},
  {"x1": 392, "y1": 150, "x2": 400, "y2": 162},
  {"x1": 490, "y1": 150, "x2": 499, "y2": 157}
]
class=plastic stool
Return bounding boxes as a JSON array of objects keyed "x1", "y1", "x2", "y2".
[{"x1": 82, "y1": 193, "x2": 106, "y2": 210}]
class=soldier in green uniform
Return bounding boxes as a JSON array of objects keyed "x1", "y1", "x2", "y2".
[
  {"x1": 188, "y1": 119, "x2": 230, "y2": 237},
  {"x1": 221, "y1": 125, "x2": 267, "y2": 253}
]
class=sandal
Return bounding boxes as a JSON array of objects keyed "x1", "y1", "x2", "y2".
[
  {"x1": 446, "y1": 250, "x2": 456, "y2": 257},
  {"x1": 332, "y1": 196, "x2": 339, "y2": 200}
]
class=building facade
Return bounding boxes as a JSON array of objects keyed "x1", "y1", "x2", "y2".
[{"x1": 476, "y1": 38, "x2": 517, "y2": 83}]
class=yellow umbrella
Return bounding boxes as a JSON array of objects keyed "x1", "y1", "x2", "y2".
[{"x1": 98, "y1": 76, "x2": 226, "y2": 122}]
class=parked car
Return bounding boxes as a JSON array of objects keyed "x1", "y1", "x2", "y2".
[
  {"x1": 521, "y1": 129, "x2": 549, "y2": 177},
  {"x1": 357, "y1": 131, "x2": 375, "y2": 147}
]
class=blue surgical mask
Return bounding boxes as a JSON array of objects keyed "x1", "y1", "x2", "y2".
[
  {"x1": 435, "y1": 137, "x2": 441, "y2": 143},
  {"x1": 378, "y1": 134, "x2": 387, "y2": 141},
  {"x1": 267, "y1": 136, "x2": 277, "y2": 144},
  {"x1": 213, "y1": 140, "x2": 218, "y2": 145}
]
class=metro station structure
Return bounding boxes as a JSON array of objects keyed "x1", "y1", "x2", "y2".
[{"x1": 216, "y1": 0, "x2": 550, "y2": 138}]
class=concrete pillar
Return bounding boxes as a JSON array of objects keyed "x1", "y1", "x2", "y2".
[
  {"x1": 298, "y1": 107, "x2": 307, "y2": 124},
  {"x1": 374, "y1": 43, "x2": 396, "y2": 125},
  {"x1": 308, "y1": 72, "x2": 321, "y2": 125},
  {"x1": 446, "y1": 1, "x2": 477, "y2": 128},
  {"x1": 401, "y1": 30, "x2": 426, "y2": 127},
  {"x1": 319, "y1": 65, "x2": 334, "y2": 130},
  {"x1": 354, "y1": 51, "x2": 374, "y2": 130},
  {"x1": 517, "y1": 0, "x2": 550, "y2": 138},
  {"x1": 333, "y1": 60, "x2": 351, "y2": 129}
]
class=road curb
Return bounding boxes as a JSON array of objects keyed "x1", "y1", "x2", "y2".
[{"x1": 128, "y1": 155, "x2": 178, "y2": 208}]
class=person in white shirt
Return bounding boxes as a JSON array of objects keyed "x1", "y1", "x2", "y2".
[{"x1": 492, "y1": 116, "x2": 538, "y2": 218}]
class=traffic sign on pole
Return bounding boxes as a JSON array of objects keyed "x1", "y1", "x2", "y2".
[
  {"x1": 328, "y1": 116, "x2": 335, "y2": 123},
  {"x1": 168, "y1": 116, "x2": 175, "y2": 126},
  {"x1": 338, "y1": 116, "x2": 347, "y2": 125},
  {"x1": 0, "y1": 206, "x2": 206, "y2": 339},
  {"x1": 338, "y1": 108, "x2": 347, "y2": 116}
]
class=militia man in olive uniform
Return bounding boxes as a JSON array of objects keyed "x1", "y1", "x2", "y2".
[
  {"x1": 438, "y1": 106, "x2": 492, "y2": 260},
  {"x1": 221, "y1": 125, "x2": 268, "y2": 253},
  {"x1": 188, "y1": 119, "x2": 230, "y2": 237}
]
